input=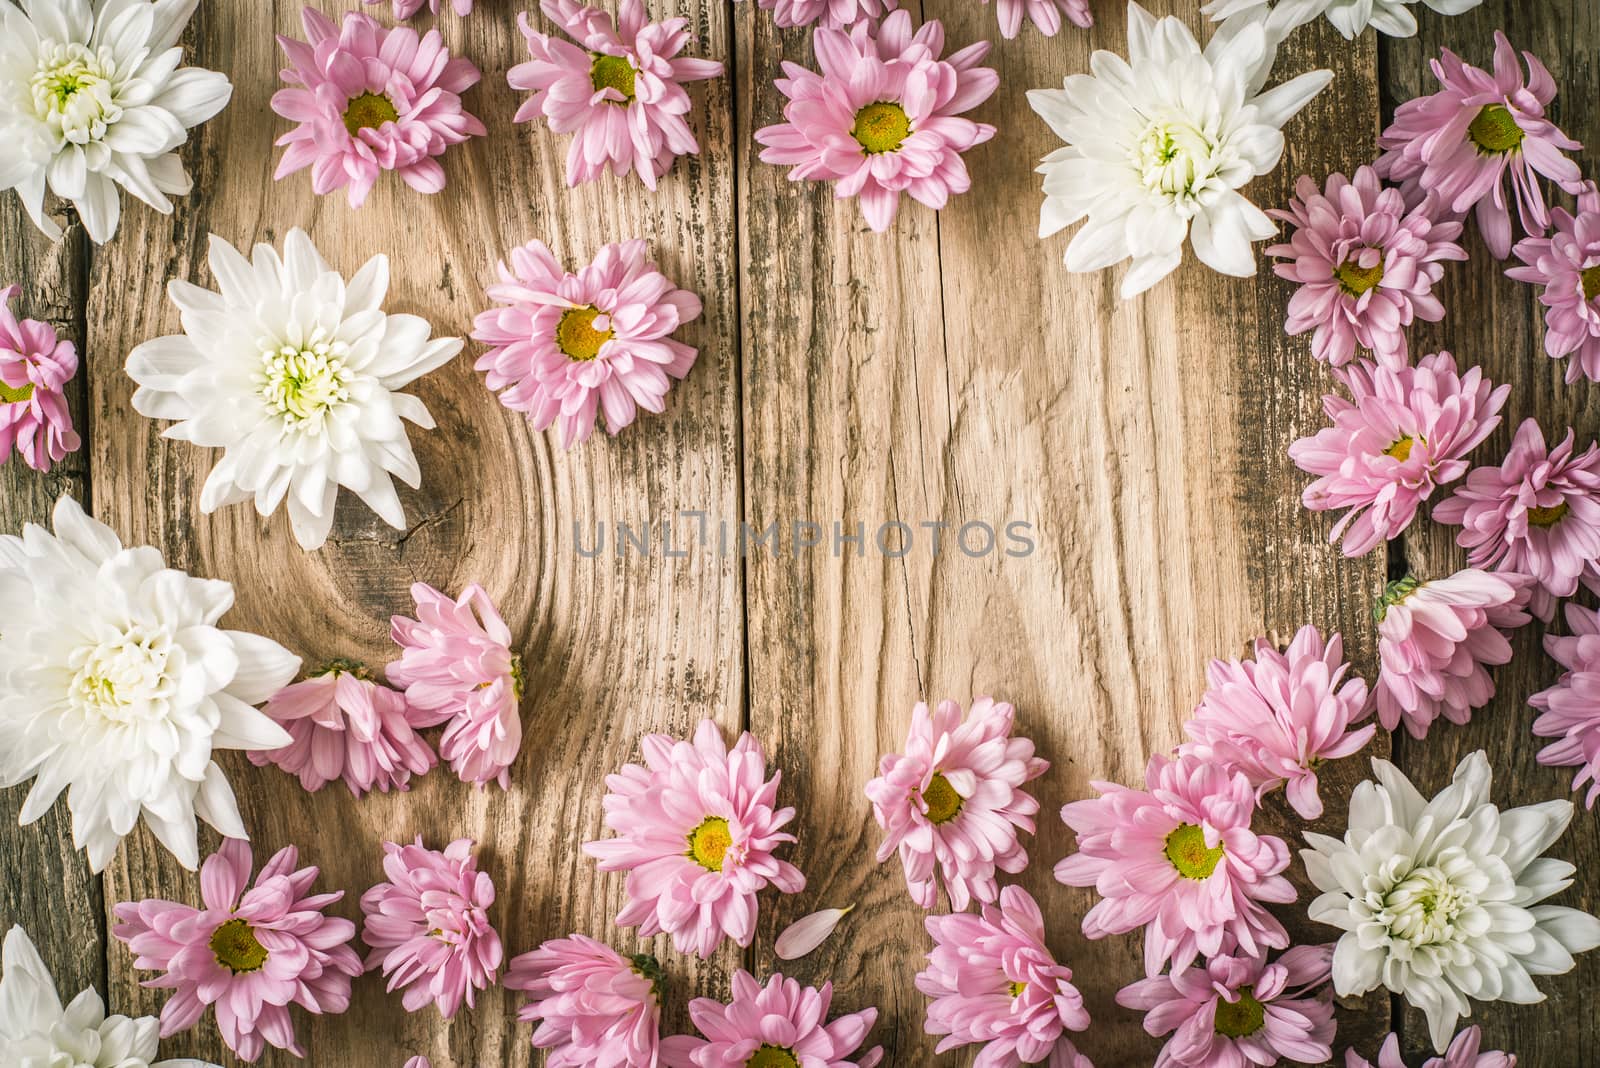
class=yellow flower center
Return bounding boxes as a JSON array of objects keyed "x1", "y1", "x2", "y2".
[
  {"x1": 0, "y1": 380, "x2": 35, "y2": 404},
  {"x1": 1528, "y1": 501, "x2": 1569, "y2": 528},
  {"x1": 1008, "y1": 980, "x2": 1028, "y2": 998},
  {"x1": 343, "y1": 91, "x2": 399, "y2": 135},
  {"x1": 209, "y1": 918, "x2": 269, "y2": 974},
  {"x1": 1213, "y1": 987, "x2": 1266, "y2": 1038},
  {"x1": 1163, "y1": 823, "x2": 1223, "y2": 880},
  {"x1": 256, "y1": 339, "x2": 354, "y2": 432},
  {"x1": 1335, "y1": 257, "x2": 1385, "y2": 297},
  {"x1": 556, "y1": 305, "x2": 614, "y2": 361},
  {"x1": 1384, "y1": 436, "x2": 1415, "y2": 462},
  {"x1": 687, "y1": 816, "x2": 733, "y2": 872},
  {"x1": 1583, "y1": 264, "x2": 1600, "y2": 303},
  {"x1": 921, "y1": 772, "x2": 963, "y2": 825},
  {"x1": 852, "y1": 101, "x2": 911, "y2": 154},
  {"x1": 1468, "y1": 104, "x2": 1525, "y2": 154},
  {"x1": 590, "y1": 54, "x2": 637, "y2": 101},
  {"x1": 746, "y1": 1047, "x2": 799, "y2": 1068}
]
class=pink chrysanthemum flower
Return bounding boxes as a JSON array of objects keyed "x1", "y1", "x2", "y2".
[
  {"x1": 1180, "y1": 626, "x2": 1375, "y2": 820},
  {"x1": 755, "y1": 0, "x2": 896, "y2": 30},
  {"x1": 864, "y1": 697, "x2": 1048, "y2": 911},
  {"x1": 1056, "y1": 752, "x2": 1294, "y2": 977},
  {"x1": 1289, "y1": 353, "x2": 1509, "y2": 557},
  {"x1": 370, "y1": 0, "x2": 474, "y2": 17},
  {"x1": 755, "y1": 12, "x2": 998, "y2": 233},
  {"x1": 0, "y1": 284, "x2": 80, "y2": 472},
  {"x1": 509, "y1": 0, "x2": 724, "y2": 189},
  {"x1": 1347, "y1": 1028, "x2": 1515, "y2": 1068},
  {"x1": 1434, "y1": 417, "x2": 1600, "y2": 621},
  {"x1": 111, "y1": 839, "x2": 361, "y2": 1063},
  {"x1": 1509, "y1": 182, "x2": 1600, "y2": 383},
  {"x1": 985, "y1": 0, "x2": 1092, "y2": 38},
  {"x1": 272, "y1": 8, "x2": 486, "y2": 208},
  {"x1": 504, "y1": 934, "x2": 665, "y2": 1066},
  {"x1": 1371, "y1": 569, "x2": 1532, "y2": 740},
  {"x1": 1267, "y1": 167, "x2": 1466, "y2": 368},
  {"x1": 248, "y1": 661, "x2": 437, "y2": 797},
  {"x1": 472, "y1": 239, "x2": 702, "y2": 447},
  {"x1": 661, "y1": 970, "x2": 883, "y2": 1068},
  {"x1": 360, "y1": 837, "x2": 504, "y2": 1019},
  {"x1": 916, "y1": 885, "x2": 1094, "y2": 1068},
  {"x1": 1530, "y1": 602, "x2": 1600, "y2": 809},
  {"x1": 1376, "y1": 31, "x2": 1583, "y2": 260},
  {"x1": 1118, "y1": 945, "x2": 1336, "y2": 1068},
  {"x1": 583, "y1": 719, "x2": 805, "y2": 958},
  {"x1": 389, "y1": 582, "x2": 525, "y2": 789}
]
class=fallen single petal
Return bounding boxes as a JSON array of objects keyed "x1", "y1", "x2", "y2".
[{"x1": 776, "y1": 905, "x2": 854, "y2": 960}]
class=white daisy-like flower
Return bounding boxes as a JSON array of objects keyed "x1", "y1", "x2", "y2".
[
  {"x1": 0, "y1": 925, "x2": 217, "y2": 1068},
  {"x1": 0, "y1": 496, "x2": 300, "y2": 872},
  {"x1": 126, "y1": 228, "x2": 462, "y2": 550},
  {"x1": 1302, "y1": 751, "x2": 1600, "y2": 1053},
  {"x1": 1026, "y1": 2, "x2": 1332, "y2": 298},
  {"x1": 1202, "y1": 0, "x2": 1484, "y2": 40},
  {"x1": 0, "y1": 0, "x2": 233, "y2": 244}
]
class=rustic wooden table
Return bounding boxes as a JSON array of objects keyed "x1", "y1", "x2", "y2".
[{"x1": 2, "y1": 0, "x2": 1596, "y2": 1065}]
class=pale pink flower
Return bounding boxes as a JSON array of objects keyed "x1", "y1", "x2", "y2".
[
  {"x1": 248, "y1": 661, "x2": 438, "y2": 797},
  {"x1": 1530, "y1": 602, "x2": 1600, "y2": 809},
  {"x1": 1180, "y1": 626, "x2": 1375, "y2": 820},
  {"x1": 1346, "y1": 1028, "x2": 1515, "y2": 1068},
  {"x1": 1056, "y1": 752, "x2": 1294, "y2": 977},
  {"x1": 1434, "y1": 417, "x2": 1600, "y2": 620},
  {"x1": 272, "y1": 8, "x2": 486, "y2": 208},
  {"x1": 1509, "y1": 182, "x2": 1600, "y2": 383},
  {"x1": 661, "y1": 970, "x2": 883, "y2": 1068},
  {"x1": 504, "y1": 934, "x2": 664, "y2": 1066},
  {"x1": 371, "y1": 0, "x2": 474, "y2": 17},
  {"x1": 1267, "y1": 167, "x2": 1466, "y2": 368},
  {"x1": 917, "y1": 885, "x2": 1094, "y2": 1068},
  {"x1": 404, "y1": 1059, "x2": 432, "y2": 1068},
  {"x1": 360, "y1": 837, "x2": 504, "y2": 1019},
  {"x1": 864, "y1": 697, "x2": 1048, "y2": 911},
  {"x1": 0, "y1": 284, "x2": 80, "y2": 472},
  {"x1": 1376, "y1": 31, "x2": 1584, "y2": 259},
  {"x1": 985, "y1": 0, "x2": 1092, "y2": 38},
  {"x1": 388, "y1": 583, "x2": 525, "y2": 789},
  {"x1": 472, "y1": 239, "x2": 702, "y2": 447},
  {"x1": 509, "y1": 0, "x2": 724, "y2": 189},
  {"x1": 756, "y1": 0, "x2": 896, "y2": 30},
  {"x1": 1372, "y1": 569, "x2": 1532, "y2": 739},
  {"x1": 1118, "y1": 945, "x2": 1336, "y2": 1068},
  {"x1": 755, "y1": 12, "x2": 998, "y2": 233},
  {"x1": 1289, "y1": 353, "x2": 1508, "y2": 557},
  {"x1": 583, "y1": 719, "x2": 805, "y2": 958},
  {"x1": 111, "y1": 839, "x2": 361, "y2": 1063}
]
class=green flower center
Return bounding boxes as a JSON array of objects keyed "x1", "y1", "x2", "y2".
[
  {"x1": 1163, "y1": 823, "x2": 1223, "y2": 880},
  {"x1": 0, "y1": 379, "x2": 35, "y2": 404},
  {"x1": 343, "y1": 91, "x2": 399, "y2": 135},
  {"x1": 257, "y1": 339, "x2": 354, "y2": 431},
  {"x1": 921, "y1": 772, "x2": 963, "y2": 825},
  {"x1": 1335, "y1": 256, "x2": 1385, "y2": 297},
  {"x1": 1374, "y1": 574, "x2": 1423, "y2": 624},
  {"x1": 556, "y1": 305, "x2": 614, "y2": 361},
  {"x1": 1213, "y1": 987, "x2": 1266, "y2": 1038},
  {"x1": 852, "y1": 101, "x2": 911, "y2": 154},
  {"x1": 1384, "y1": 436, "x2": 1415, "y2": 462},
  {"x1": 1468, "y1": 104, "x2": 1525, "y2": 154},
  {"x1": 746, "y1": 1047, "x2": 799, "y2": 1068},
  {"x1": 1582, "y1": 264, "x2": 1600, "y2": 303},
  {"x1": 30, "y1": 43, "x2": 120, "y2": 142},
  {"x1": 687, "y1": 815, "x2": 733, "y2": 871},
  {"x1": 209, "y1": 918, "x2": 269, "y2": 974},
  {"x1": 590, "y1": 54, "x2": 637, "y2": 102},
  {"x1": 1528, "y1": 501, "x2": 1569, "y2": 528}
]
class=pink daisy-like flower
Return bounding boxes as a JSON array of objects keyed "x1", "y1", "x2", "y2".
[
  {"x1": 472, "y1": 239, "x2": 702, "y2": 447},
  {"x1": 1376, "y1": 31, "x2": 1583, "y2": 260},
  {"x1": 370, "y1": 0, "x2": 474, "y2": 17},
  {"x1": 509, "y1": 0, "x2": 724, "y2": 189},
  {"x1": 916, "y1": 884, "x2": 1094, "y2": 1068},
  {"x1": 0, "y1": 284, "x2": 80, "y2": 472},
  {"x1": 755, "y1": 0, "x2": 896, "y2": 31},
  {"x1": 1180, "y1": 626, "x2": 1375, "y2": 821},
  {"x1": 1347, "y1": 1028, "x2": 1515, "y2": 1068},
  {"x1": 1289, "y1": 353, "x2": 1509, "y2": 557},
  {"x1": 272, "y1": 8, "x2": 486, "y2": 208},
  {"x1": 583, "y1": 719, "x2": 805, "y2": 958},
  {"x1": 661, "y1": 970, "x2": 883, "y2": 1068},
  {"x1": 1267, "y1": 167, "x2": 1466, "y2": 368},
  {"x1": 755, "y1": 11, "x2": 998, "y2": 233},
  {"x1": 1119, "y1": 945, "x2": 1335, "y2": 1068},
  {"x1": 360, "y1": 837, "x2": 504, "y2": 1019},
  {"x1": 110, "y1": 839, "x2": 361, "y2": 1063},
  {"x1": 1530, "y1": 602, "x2": 1600, "y2": 809},
  {"x1": 1371, "y1": 569, "x2": 1532, "y2": 740},
  {"x1": 1433, "y1": 417, "x2": 1600, "y2": 620},
  {"x1": 248, "y1": 661, "x2": 438, "y2": 797},
  {"x1": 1056, "y1": 752, "x2": 1294, "y2": 978},
  {"x1": 1509, "y1": 182, "x2": 1600, "y2": 383},
  {"x1": 863, "y1": 697, "x2": 1048, "y2": 911},
  {"x1": 985, "y1": 0, "x2": 1092, "y2": 38},
  {"x1": 388, "y1": 582, "x2": 525, "y2": 789},
  {"x1": 504, "y1": 934, "x2": 665, "y2": 1066}
]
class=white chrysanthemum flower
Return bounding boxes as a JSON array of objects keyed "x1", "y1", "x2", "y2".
[
  {"x1": 0, "y1": 0, "x2": 232, "y2": 244},
  {"x1": 1302, "y1": 751, "x2": 1600, "y2": 1053},
  {"x1": 1202, "y1": 0, "x2": 1484, "y2": 40},
  {"x1": 1026, "y1": 2, "x2": 1332, "y2": 298},
  {"x1": 0, "y1": 496, "x2": 300, "y2": 872},
  {"x1": 126, "y1": 229, "x2": 462, "y2": 550}
]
